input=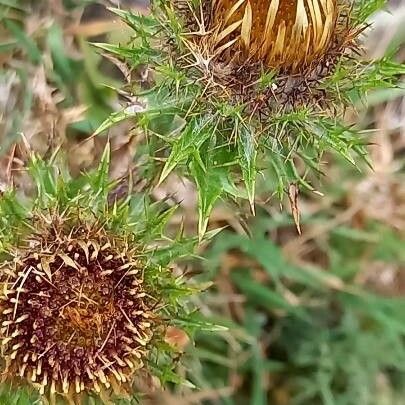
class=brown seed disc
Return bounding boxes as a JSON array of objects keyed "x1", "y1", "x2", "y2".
[{"x1": 0, "y1": 232, "x2": 156, "y2": 399}]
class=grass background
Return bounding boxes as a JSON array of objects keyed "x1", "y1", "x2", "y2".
[{"x1": 1, "y1": 0, "x2": 405, "y2": 404}]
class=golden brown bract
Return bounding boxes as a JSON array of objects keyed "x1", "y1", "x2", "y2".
[
  {"x1": 173, "y1": 0, "x2": 359, "y2": 112},
  {"x1": 211, "y1": 0, "x2": 338, "y2": 71},
  {"x1": 0, "y1": 224, "x2": 157, "y2": 404}
]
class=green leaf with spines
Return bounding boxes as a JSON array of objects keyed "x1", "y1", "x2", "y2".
[
  {"x1": 92, "y1": 42, "x2": 161, "y2": 66},
  {"x1": 92, "y1": 142, "x2": 111, "y2": 198},
  {"x1": 238, "y1": 125, "x2": 258, "y2": 213},
  {"x1": 190, "y1": 152, "x2": 223, "y2": 240},
  {"x1": 159, "y1": 117, "x2": 213, "y2": 184},
  {"x1": 107, "y1": 8, "x2": 159, "y2": 36}
]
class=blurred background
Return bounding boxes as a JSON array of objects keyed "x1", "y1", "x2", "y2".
[{"x1": 1, "y1": 0, "x2": 405, "y2": 404}]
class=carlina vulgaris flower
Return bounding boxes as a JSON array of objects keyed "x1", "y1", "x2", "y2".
[
  {"x1": 0, "y1": 211, "x2": 168, "y2": 404},
  {"x1": 210, "y1": 0, "x2": 339, "y2": 71},
  {"x1": 173, "y1": 0, "x2": 362, "y2": 111}
]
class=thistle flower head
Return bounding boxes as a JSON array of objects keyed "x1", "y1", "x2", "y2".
[
  {"x1": 1, "y1": 225, "x2": 154, "y2": 400},
  {"x1": 210, "y1": 0, "x2": 339, "y2": 72},
  {"x1": 180, "y1": 0, "x2": 357, "y2": 108},
  {"x1": 95, "y1": 2, "x2": 404, "y2": 237},
  {"x1": 0, "y1": 148, "x2": 198, "y2": 403}
]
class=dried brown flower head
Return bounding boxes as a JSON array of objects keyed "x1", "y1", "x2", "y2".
[
  {"x1": 210, "y1": 0, "x2": 339, "y2": 71},
  {"x1": 0, "y1": 221, "x2": 158, "y2": 403},
  {"x1": 174, "y1": 0, "x2": 359, "y2": 110}
]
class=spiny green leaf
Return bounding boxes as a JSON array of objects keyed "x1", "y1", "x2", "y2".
[
  {"x1": 159, "y1": 118, "x2": 213, "y2": 184},
  {"x1": 93, "y1": 109, "x2": 139, "y2": 136},
  {"x1": 190, "y1": 153, "x2": 223, "y2": 240},
  {"x1": 238, "y1": 125, "x2": 257, "y2": 214},
  {"x1": 145, "y1": 203, "x2": 178, "y2": 240},
  {"x1": 174, "y1": 313, "x2": 228, "y2": 332},
  {"x1": 28, "y1": 155, "x2": 58, "y2": 202},
  {"x1": 93, "y1": 142, "x2": 111, "y2": 194},
  {"x1": 92, "y1": 42, "x2": 161, "y2": 65},
  {"x1": 107, "y1": 7, "x2": 159, "y2": 35}
]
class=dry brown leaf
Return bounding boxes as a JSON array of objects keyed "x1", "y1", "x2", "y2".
[
  {"x1": 288, "y1": 183, "x2": 301, "y2": 235},
  {"x1": 164, "y1": 326, "x2": 190, "y2": 350}
]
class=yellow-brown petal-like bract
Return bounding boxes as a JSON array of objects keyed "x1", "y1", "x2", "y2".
[{"x1": 210, "y1": 0, "x2": 338, "y2": 71}]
